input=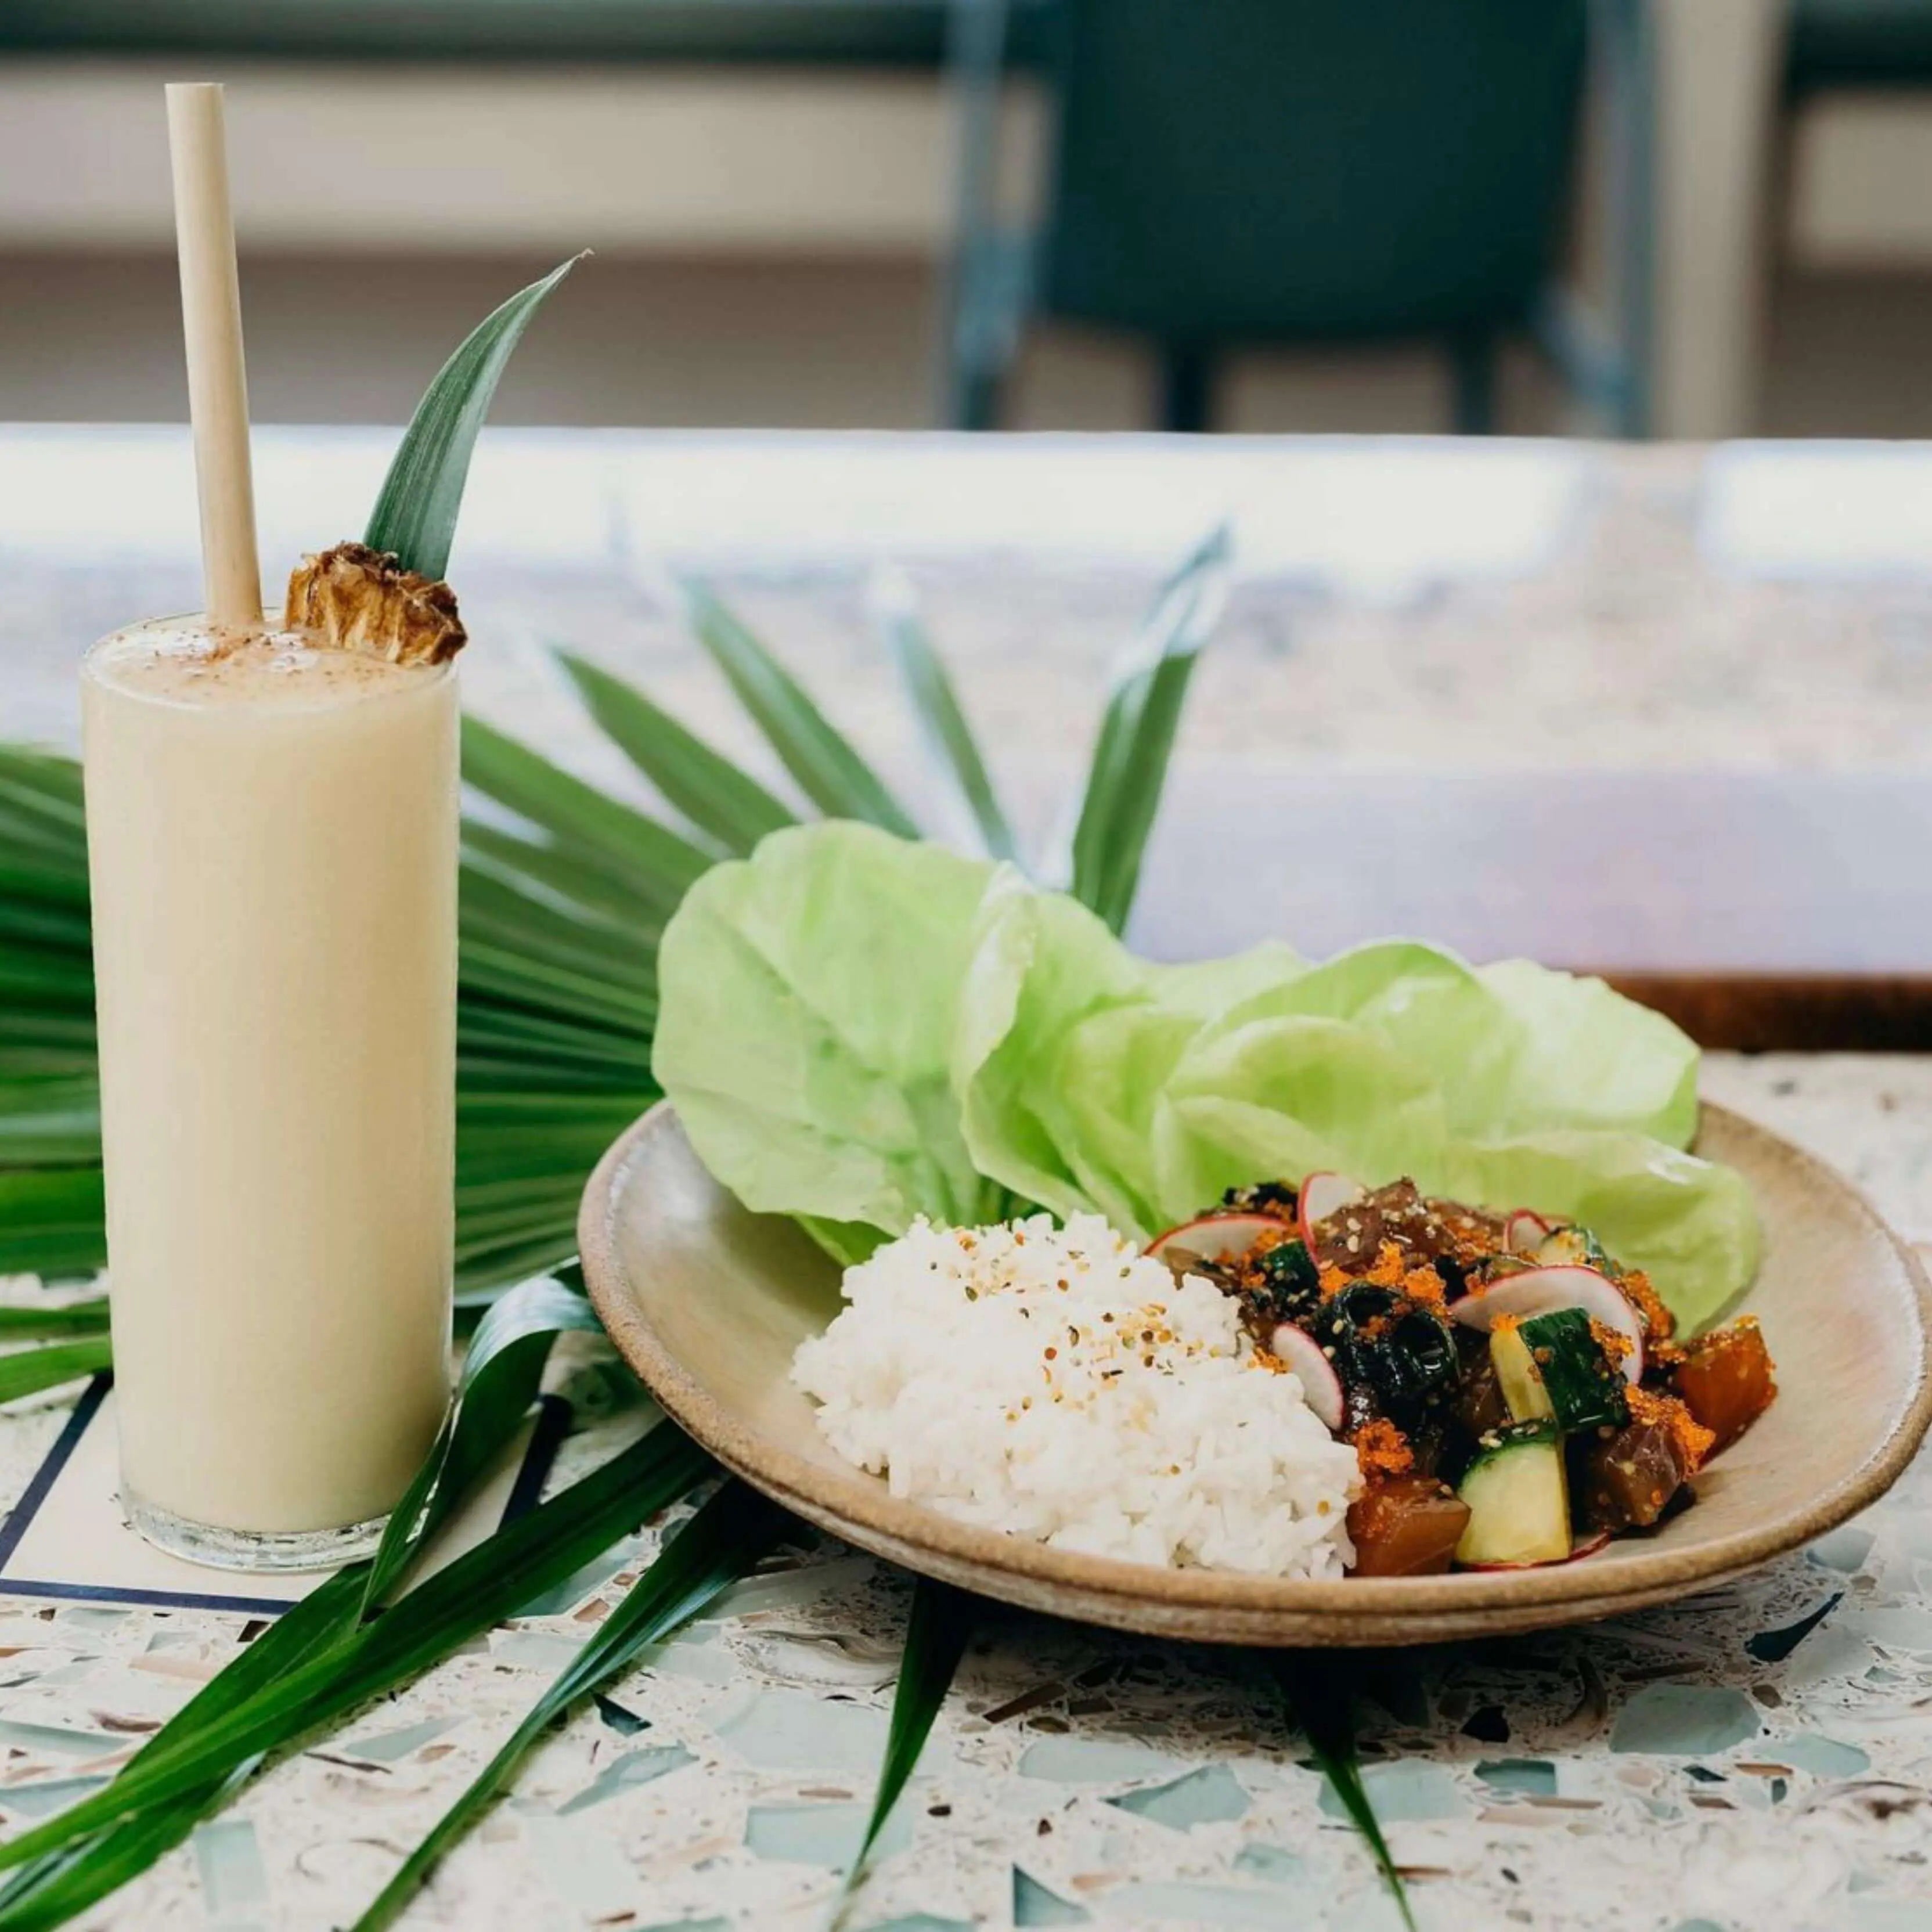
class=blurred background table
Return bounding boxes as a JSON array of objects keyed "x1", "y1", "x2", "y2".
[
  {"x1": 10, "y1": 424, "x2": 1932, "y2": 1044},
  {"x1": 10, "y1": 0, "x2": 1932, "y2": 444},
  {"x1": 6, "y1": 426, "x2": 1932, "y2": 1929}
]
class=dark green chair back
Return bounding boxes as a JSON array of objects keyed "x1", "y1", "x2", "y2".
[
  {"x1": 1787, "y1": 0, "x2": 1932, "y2": 93},
  {"x1": 1037, "y1": 0, "x2": 1587, "y2": 346}
]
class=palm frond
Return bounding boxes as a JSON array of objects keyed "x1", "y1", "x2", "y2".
[
  {"x1": 679, "y1": 578, "x2": 919, "y2": 836},
  {"x1": 834, "y1": 1577, "x2": 974, "y2": 1927},
  {"x1": 555, "y1": 649, "x2": 796, "y2": 855},
  {"x1": 1067, "y1": 523, "x2": 1231, "y2": 932},
  {"x1": 0, "y1": 1170, "x2": 105, "y2": 1284},
  {"x1": 0, "y1": 527, "x2": 1230, "y2": 1317},
  {"x1": 349, "y1": 1480, "x2": 786, "y2": 1931},
  {"x1": 0, "y1": 1270, "x2": 603, "y2": 1927},
  {"x1": 362, "y1": 1269, "x2": 606, "y2": 1608},
  {"x1": 0, "y1": 1337, "x2": 110, "y2": 1405},
  {"x1": 0, "y1": 1576, "x2": 361, "y2": 1931},
  {"x1": 363, "y1": 255, "x2": 584, "y2": 581},
  {"x1": 0, "y1": 528, "x2": 1236, "y2": 1927},
  {"x1": 872, "y1": 568, "x2": 1019, "y2": 865},
  {"x1": 1274, "y1": 1654, "x2": 1414, "y2": 1931},
  {"x1": 0, "y1": 1426, "x2": 712, "y2": 1872},
  {"x1": 460, "y1": 718, "x2": 715, "y2": 915},
  {"x1": 0, "y1": 1299, "x2": 107, "y2": 1338}
]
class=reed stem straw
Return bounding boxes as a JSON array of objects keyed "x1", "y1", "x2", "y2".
[{"x1": 165, "y1": 82, "x2": 261, "y2": 628}]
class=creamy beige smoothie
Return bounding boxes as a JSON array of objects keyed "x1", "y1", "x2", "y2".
[{"x1": 82, "y1": 614, "x2": 457, "y2": 1563}]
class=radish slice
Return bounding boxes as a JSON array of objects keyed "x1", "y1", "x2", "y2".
[
  {"x1": 1297, "y1": 1172, "x2": 1365, "y2": 1246},
  {"x1": 1447, "y1": 1266, "x2": 1645, "y2": 1382},
  {"x1": 1147, "y1": 1211, "x2": 1289, "y2": 1267},
  {"x1": 1267, "y1": 1322, "x2": 1345, "y2": 1431},
  {"x1": 1504, "y1": 1209, "x2": 1553, "y2": 1256}
]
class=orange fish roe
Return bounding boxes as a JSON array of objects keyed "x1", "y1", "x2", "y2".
[
  {"x1": 1434, "y1": 1207, "x2": 1510, "y2": 1266},
  {"x1": 1353, "y1": 1417, "x2": 1414, "y2": 1477},
  {"x1": 1617, "y1": 1269, "x2": 1675, "y2": 1342},
  {"x1": 1360, "y1": 1241, "x2": 1408, "y2": 1288},
  {"x1": 1589, "y1": 1317, "x2": 1634, "y2": 1372},
  {"x1": 1627, "y1": 1385, "x2": 1714, "y2": 1472},
  {"x1": 1401, "y1": 1264, "x2": 1447, "y2": 1309},
  {"x1": 1312, "y1": 1239, "x2": 1448, "y2": 1306}
]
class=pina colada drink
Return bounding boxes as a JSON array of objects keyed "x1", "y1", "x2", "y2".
[{"x1": 82, "y1": 611, "x2": 457, "y2": 1566}]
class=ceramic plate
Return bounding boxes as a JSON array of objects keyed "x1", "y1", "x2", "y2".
[{"x1": 580, "y1": 1102, "x2": 1932, "y2": 1646}]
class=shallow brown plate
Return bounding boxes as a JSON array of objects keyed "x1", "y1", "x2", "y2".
[{"x1": 580, "y1": 1102, "x2": 1932, "y2": 1645}]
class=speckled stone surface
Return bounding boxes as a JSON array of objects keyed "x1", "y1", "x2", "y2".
[
  {"x1": 6, "y1": 1055, "x2": 1932, "y2": 1932},
  {"x1": 3, "y1": 431, "x2": 1932, "y2": 1930}
]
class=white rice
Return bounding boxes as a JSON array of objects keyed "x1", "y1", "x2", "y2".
[{"x1": 791, "y1": 1213, "x2": 1361, "y2": 1577}]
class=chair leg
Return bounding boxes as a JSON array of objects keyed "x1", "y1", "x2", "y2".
[
  {"x1": 1448, "y1": 333, "x2": 1499, "y2": 435},
  {"x1": 954, "y1": 365, "x2": 1004, "y2": 432},
  {"x1": 1159, "y1": 345, "x2": 1216, "y2": 433},
  {"x1": 938, "y1": 0, "x2": 1019, "y2": 431}
]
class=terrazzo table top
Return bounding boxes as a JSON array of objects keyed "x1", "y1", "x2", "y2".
[{"x1": 4, "y1": 428, "x2": 1932, "y2": 1930}]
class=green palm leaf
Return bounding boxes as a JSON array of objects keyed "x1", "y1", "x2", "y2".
[
  {"x1": 679, "y1": 578, "x2": 919, "y2": 836},
  {"x1": 0, "y1": 1299, "x2": 106, "y2": 1338},
  {"x1": 361, "y1": 1269, "x2": 605, "y2": 1608},
  {"x1": 461, "y1": 820, "x2": 662, "y2": 927},
  {"x1": 460, "y1": 717, "x2": 715, "y2": 914},
  {"x1": 556, "y1": 649, "x2": 796, "y2": 855},
  {"x1": 0, "y1": 1171, "x2": 105, "y2": 1282},
  {"x1": 363, "y1": 255, "x2": 583, "y2": 581},
  {"x1": 0, "y1": 1776, "x2": 248, "y2": 1932},
  {"x1": 349, "y1": 1479, "x2": 786, "y2": 1931},
  {"x1": 835, "y1": 1577, "x2": 974, "y2": 1925},
  {"x1": 0, "y1": 1425, "x2": 711, "y2": 1872},
  {"x1": 872, "y1": 568, "x2": 1019, "y2": 864},
  {"x1": 0, "y1": 1083, "x2": 100, "y2": 1166},
  {"x1": 0, "y1": 891, "x2": 88, "y2": 953},
  {"x1": 0, "y1": 488, "x2": 1238, "y2": 1926},
  {"x1": 0, "y1": 1281, "x2": 643, "y2": 1926},
  {"x1": 1067, "y1": 523, "x2": 1231, "y2": 932},
  {"x1": 1275, "y1": 1655, "x2": 1414, "y2": 1931},
  {"x1": 0, "y1": 1575, "x2": 364, "y2": 1932},
  {"x1": 0, "y1": 759, "x2": 85, "y2": 852},
  {"x1": 0, "y1": 1337, "x2": 109, "y2": 1405}
]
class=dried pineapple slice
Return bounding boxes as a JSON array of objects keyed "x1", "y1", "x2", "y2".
[{"x1": 284, "y1": 541, "x2": 466, "y2": 666}]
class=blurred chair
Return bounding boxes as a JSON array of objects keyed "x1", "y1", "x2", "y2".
[
  {"x1": 1632, "y1": 0, "x2": 1932, "y2": 438},
  {"x1": 943, "y1": 0, "x2": 1649, "y2": 434},
  {"x1": 1787, "y1": 0, "x2": 1932, "y2": 89}
]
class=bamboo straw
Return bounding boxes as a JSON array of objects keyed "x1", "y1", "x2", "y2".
[{"x1": 165, "y1": 82, "x2": 261, "y2": 628}]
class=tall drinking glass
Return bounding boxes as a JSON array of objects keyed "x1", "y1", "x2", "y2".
[{"x1": 81, "y1": 614, "x2": 457, "y2": 1569}]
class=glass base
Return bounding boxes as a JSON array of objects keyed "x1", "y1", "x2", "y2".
[{"x1": 122, "y1": 1489, "x2": 388, "y2": 1574}]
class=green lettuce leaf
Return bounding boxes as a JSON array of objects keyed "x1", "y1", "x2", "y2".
[
  {"x1": 654, "y1": 824, "x2": 1758, "y2": 1324},
  {"x1": 1439, "y1": 1131, "x2": 1760, "y2": 1334},
  {"x1": 954, "y1": 877, "x2": 1308, "y2": 1234},
  {"x1": 651, "y1": 824, "x2": 1004, "y2": 1261}
]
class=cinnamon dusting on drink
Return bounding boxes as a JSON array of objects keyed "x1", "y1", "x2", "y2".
[{"x1": 284, "y1": 542, "x2": 466, "y2": 666}]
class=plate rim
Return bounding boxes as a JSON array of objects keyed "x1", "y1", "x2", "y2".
[{"x1": 580, "y1": 1098, "x2": 1932, "y2": 1629}]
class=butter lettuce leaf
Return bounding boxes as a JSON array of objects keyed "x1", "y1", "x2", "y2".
[
  {"x1": 652, "y1": 824, "x2": 1004, "y2": 1261},
  {"x1": 1439, "y1": 1131, "x2": 1760, "y2": 1335},
  {"x1": 655, "y1": 823, "x2": 1757, "y2": 1323}
]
